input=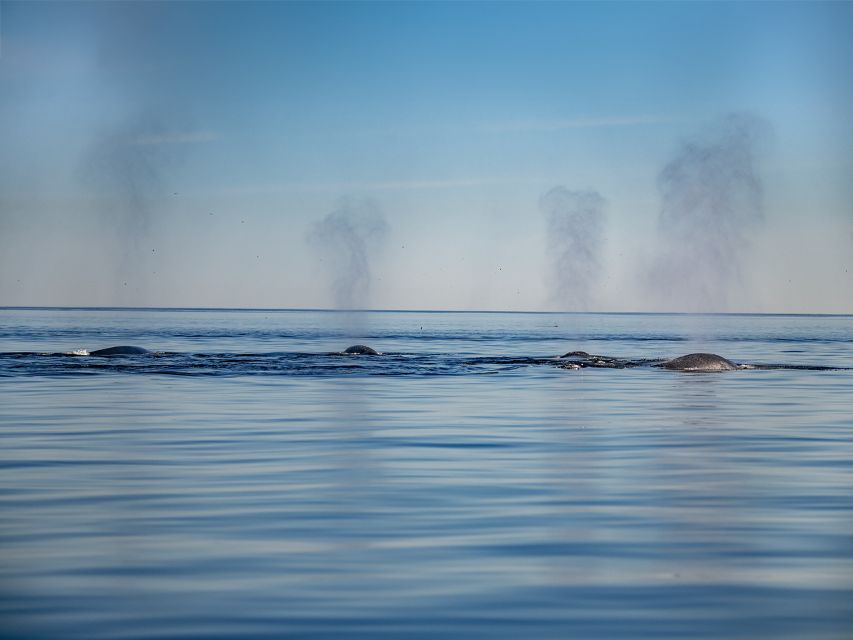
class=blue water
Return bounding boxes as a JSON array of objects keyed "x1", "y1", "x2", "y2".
[{"x1": 1, "y1": 308, "x2": 852, "y2": 639}]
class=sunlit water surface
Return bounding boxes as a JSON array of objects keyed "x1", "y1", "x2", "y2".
[{"x1": 1, "y1": 308, "x2": 852, "y2": 639}]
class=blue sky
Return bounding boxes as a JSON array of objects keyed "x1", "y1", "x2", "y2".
[{"x1": 1, "y1": 1, "x2": 851, "y2": 312}]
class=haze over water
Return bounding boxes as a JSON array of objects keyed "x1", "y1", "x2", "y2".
[{"x1": 1, "y1": 308, "x2": 852, "y2": 639}]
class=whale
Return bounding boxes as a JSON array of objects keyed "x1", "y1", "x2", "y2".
[
  {"x1": 560, "y1": 351, "x2": 591, "y2": 358},
  {"x1": 343, "y1": 345, "x2": 379, "y2": 355},
  {"x1": 658, "y1": 353, "x2": 739, "y2": 371},
  {"x1": 88, "y1": 346, "x2": 150, "y2": 356},
  {"x1": 557, "y1": 350, "x2": 740, "y2": 371}
]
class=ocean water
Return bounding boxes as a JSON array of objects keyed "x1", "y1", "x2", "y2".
[{"x1": 1, "y1": 308, "x2": 852, "y2": 639}]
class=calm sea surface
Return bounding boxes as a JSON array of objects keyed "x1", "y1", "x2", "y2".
[{"x1": 1, "y1": 308, "x2": 852, "y2": 639}]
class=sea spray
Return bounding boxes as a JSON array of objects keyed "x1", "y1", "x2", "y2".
[
  {"x1": 647, "y1": 113, "x2": 770, "y2": 311},
  {"x1": 540, "y1": 187, "x2": 607, "y2": 311},
  {"x1": 307, "y1": 196, "x2": 389, "y2": 311},
  {"x1": 79, "y1": 115, "x2": 179, "y2": 302}
]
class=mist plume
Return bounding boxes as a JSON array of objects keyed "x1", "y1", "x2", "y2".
[
  {"x1": 307, "y1": 197, "x2": 389, "y2": 309},
  {"x1": 80, "y1": 115, "x2": 179, "y2": 302},
  {"x1": 540, "y1": 187, "x2": 607, "y2": 311},
  {"x1": 647, "y1": 113, "x2": 770, "y2": 311}
]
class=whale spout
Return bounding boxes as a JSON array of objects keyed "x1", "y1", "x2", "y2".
[
  {"x1": 659, "y1": 353, "x2": 738, "y2": 371},
  {"x1": 89, "y1": 346, "x2": 150, "y2": 356},
  {"x1": 343, "y1": 345, "x2": 380, "y2": 355}
]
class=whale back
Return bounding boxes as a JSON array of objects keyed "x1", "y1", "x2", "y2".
[
  {"x1": 560, "y1": 350, "x2": 590, "y2": 358},
  {"x1": 660, "y1": 353, "x2": 738, "y2": 371},
  {"x1": 89, "y1": 346, "x2": 150, "y2": 356},
  {"x1": 343, "y1": 345, "x2": 379, "y2": 355}
]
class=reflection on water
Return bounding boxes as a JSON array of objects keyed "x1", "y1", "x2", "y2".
[{"x1": 1, "y1": 310, "x2": 852, "y2": 639}]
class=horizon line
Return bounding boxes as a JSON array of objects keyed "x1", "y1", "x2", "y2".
[{"x1": 1, "y1": 306, "x2": 851, "y2": 318}]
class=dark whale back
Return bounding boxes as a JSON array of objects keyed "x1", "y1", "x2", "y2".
[
  {"x1": 660, "y1": 353, "x2": 738, "y2": 371},
  {"x1": 89, "y1": 346, "x2": 150, "y2": 356},
  {"x1": 343, "y1": 345, "x2": 379, "y2": 355},
  {"x1": 560, "y1": 351, "x2": 590, "y2": 358}
]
